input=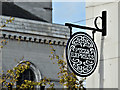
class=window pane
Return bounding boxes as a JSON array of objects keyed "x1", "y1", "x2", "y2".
[{"x1": 16, "y1": 68, "x2": 35, "y2": 86}]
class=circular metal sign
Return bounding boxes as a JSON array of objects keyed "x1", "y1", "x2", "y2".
[{"x1": 66, "y1": 32, "x2": 98, "y2": 77}]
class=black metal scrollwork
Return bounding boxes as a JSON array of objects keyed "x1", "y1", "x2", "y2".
[
  {"x1": 66, "y1": 32, "x2": 98, "y2": 77},
  {"x1": 65, "y1": 11, "x2": 107, "y2": 77},
  {"x1": 65, "y1": 11, "x2": 107, "y2": 40}
]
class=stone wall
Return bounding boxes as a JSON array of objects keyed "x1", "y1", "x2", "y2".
[{"x1": 0, "y1": 15, "x2": 70, "y2": 88}]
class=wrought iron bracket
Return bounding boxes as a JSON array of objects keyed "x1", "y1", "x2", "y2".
[{"x1": 65, "y1": 11, "x2": 107, "y2": 40}]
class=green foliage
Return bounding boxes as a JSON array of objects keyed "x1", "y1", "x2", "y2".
[
  {"x1": 49, "y1": 42, "x2": 86, "y2": 89},
  {"x1": 0, "y1": 17, "x2": 14, "y2": 48},
  {"x1": 0, "y1": 17, "x2": 14, "y2": 29},
  {"x1": 0, "y1": 17, "x2": 86, "y2": 89}
]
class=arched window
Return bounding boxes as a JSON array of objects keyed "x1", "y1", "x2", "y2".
[
  {"x1": 15, "y1": 61, "x2": 42, "y2": 89},
  {"x1": 16, "y1": 68, "x2": 35, "y2": 86}
]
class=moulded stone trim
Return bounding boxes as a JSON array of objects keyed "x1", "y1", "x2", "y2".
[
  {"x1": 0, "y1": 16, "x2": 70, "y2": 39},
  {"x1": 1, "y1": 33, "x2": 67, "y2": 46}
]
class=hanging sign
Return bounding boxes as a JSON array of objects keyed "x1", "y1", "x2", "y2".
[{"x1": 66, "y1": 32, "x2": 98, "y2": 77}]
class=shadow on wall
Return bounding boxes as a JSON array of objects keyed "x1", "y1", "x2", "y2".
[{"x1": 99, "y1": 36, "x2": 104, "y2": 88}]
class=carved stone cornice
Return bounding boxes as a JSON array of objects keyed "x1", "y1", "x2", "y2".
[{"x1": 0, "y1": 16, "x2": 70, "y2": 46}]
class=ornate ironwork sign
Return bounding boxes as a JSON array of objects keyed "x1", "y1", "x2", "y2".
[
  {"x1": 66, "y1": 32, "x2": 98, "y2": 77},
  {"x1": 65, "y1": 11, "x2": 107, "y2": 77}
]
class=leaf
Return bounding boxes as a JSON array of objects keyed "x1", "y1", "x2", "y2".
[
  {"x1": 12, "y1": 17, "x2": 15, "y2": 21},
  {"x1": 2, "y1": 25, "x2": 6, "y2": 27},
  {"x1": 49, "y1": 42, "x2": 52, "y2": 45},
  {"x1": 50, "y1": 58, "x2": 52, "y2": 60},
  {"x1": 9, "y1": 19, "x2": 12, "y2": 23},
  {"x1": 56, "y1": 55, "x2": 59, "y2": 59},
  {"x1": 0, "y1": 46, "x2": 3, "y2": 48},
  {"x1": 50, "y1": 46, "x2": 53, "y2": 48}
]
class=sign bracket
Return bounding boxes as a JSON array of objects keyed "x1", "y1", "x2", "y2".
[{"x1": 65, "y1": 11, "x2": 107, "y2": 40}]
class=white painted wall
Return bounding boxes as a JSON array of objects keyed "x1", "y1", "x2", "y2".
[{"x1": 86, "y1": 2, "x2": 119, "y2": 88}]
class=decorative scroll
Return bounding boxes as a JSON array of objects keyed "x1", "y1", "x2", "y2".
[{"x1": 66, "y1": 32, "x2": 98, "y2": 77}]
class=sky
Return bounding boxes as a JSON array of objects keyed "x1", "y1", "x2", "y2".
[
  {"x1": 52, "y1": 1, "x2": 86, "y2": 33},
  {"x1": 52, "y1": 2, "x2": 86, "y2": 86}
]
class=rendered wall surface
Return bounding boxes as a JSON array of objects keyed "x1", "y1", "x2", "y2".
[
  {"x1": 86, "y1": 2, "x2": 119, "y2": 89},
  {"x1": 0, "y1": 16, "x2": 70, "y2": 88},
  {"x1": 118, "y1": 2, "x2": 120, "y2": 90},
  {"x1": 2, "y1": 40, "x2": 64, "y2": 88}
]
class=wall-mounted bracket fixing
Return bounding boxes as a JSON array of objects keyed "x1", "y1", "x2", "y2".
[{"x1": 65, "y1": 11, "x2": 107, "y2": 40}]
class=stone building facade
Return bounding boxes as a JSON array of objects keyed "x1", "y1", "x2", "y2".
[
  {"x1": 0, "y1": 15, "x2": 69, "y2": 88},
  {"x1": 0, "y1": 1, "x2": 70, "y2": 88}
]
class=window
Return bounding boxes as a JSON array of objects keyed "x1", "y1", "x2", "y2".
[
  {"x1": 16, "y1": 61, "x2": 42, "y2": 89},
  {"x1": 16, "y1": 68, "x2": 35, "y2": 86}
]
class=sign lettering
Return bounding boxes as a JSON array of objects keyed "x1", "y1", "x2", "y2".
[{"x1": 66, "y1": 32, "x2": 98, "y2": 77}]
